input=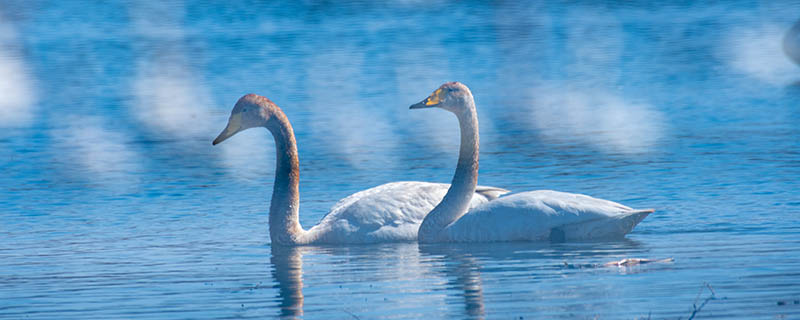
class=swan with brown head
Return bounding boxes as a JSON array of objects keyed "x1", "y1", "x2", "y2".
[{"x1": 411, "y1": 82, "x2": 653, "y2": 243}]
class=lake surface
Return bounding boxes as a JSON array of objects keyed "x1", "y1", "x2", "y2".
[{"x1": 2, "y1": 1, "x2": 799, "y2": 318}]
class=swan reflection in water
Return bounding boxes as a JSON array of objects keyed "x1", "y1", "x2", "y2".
[
  {"x1": 418, "y1": 244, "x2": 487, "y2": 318},
  {"x1": 268, "y1": 240, "x2": 653, "y2": 319},
  {"x1": 269, "y1": 245, "x2": 305, "y2": 318}
]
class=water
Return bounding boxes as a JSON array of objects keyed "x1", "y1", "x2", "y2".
[{"x1": 1, "y1": 1, "x2": 799, "y2": 318}]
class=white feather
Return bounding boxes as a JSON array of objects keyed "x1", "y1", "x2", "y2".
[
  {"x1": 304, "y1": 182, "x2": 508, "y2": 244},
  {"x1": 440, "y1": 190, "x2": 652, "y2": 242}
]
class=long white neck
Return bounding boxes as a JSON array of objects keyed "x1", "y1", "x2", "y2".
[
  {"x1": 418, "y1": 99, "x2": 479, "y2": 242},
  {"x1": 265, "y1": 111, "x2": 306, "y2": 245}
]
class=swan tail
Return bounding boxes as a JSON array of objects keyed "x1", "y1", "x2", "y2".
[
  {"x1": 627, "y1": 209, "x2": 654, "y2": 226},
  {"x1": 554, "y1": 209, "x2": 653, "y2": 241},
  {"x1": 609, "y1": 209, "x2": 653, "y2": 236},
  {"x1": 475, "y1": 186, "x2": 511, "y2": 200}
]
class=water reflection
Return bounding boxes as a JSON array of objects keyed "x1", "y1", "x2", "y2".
[
  {"x1": 419, "y1": 240, "x2": 652, "y2": 317},
  {"x1": 419, "y1": 244, "x2": 486, "y2": 319},
  {"x1": 270, "y1": 246, "x2": 305, "y2": 319},
  {"x1": 268, "y1": 240, "x2": 652, "y2": 319}
]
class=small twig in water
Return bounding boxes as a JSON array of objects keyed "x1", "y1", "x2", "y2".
[
  {"x1": 342, "y1": 309, "x2": 361, "y2": 320},
  {"x1": 687, "y1": 282, "x2": 716, "y2": 320}
]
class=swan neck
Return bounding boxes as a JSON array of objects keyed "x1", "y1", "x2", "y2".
[
  {"x1": 419, "y1": 99, "x2": 479, "y2": 242},
  {"x1": 266, "y1": 110, "x2": 305, "y2": 245}
]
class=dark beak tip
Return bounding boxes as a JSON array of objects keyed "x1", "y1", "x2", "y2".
[
  {"x1": 409, "y1": 101, "x2": 431, "y2": 109},
  {"x1": 212, "y1": 136, "x2": 225, "y2": 146}
]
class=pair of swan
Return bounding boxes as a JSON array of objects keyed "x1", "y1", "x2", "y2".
[{"x1": 212, "y1": 82, "x2": 652, "y2": 245}]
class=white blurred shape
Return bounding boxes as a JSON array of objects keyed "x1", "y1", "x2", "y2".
[
  {"x1": 131, "y1": 54, "x2": 216, "y2": 138},
  {"x1": 133, "y1": 56, "x2": 274, "y2": 180},
  {"x1": 727, "y1": 24, "x2": 798, "y2": 85},
  {"x1": 127, "y1": 1, "x2": 272, "y2": 180},
  {"x1": 128, "y1": 1, "x2": 187, "y2": 40},
  {"x1": 530, "y1": 87, "x2": 664, "y2": 154},
  {"x1": 395, "y1": 74, "x2": 460, "y2": 154},
  {"x1": 305, "y1": 50, "x2": 398, "y2": 169},
  {"x1": 215, "y1": 127, "x2": 275, "y2": 181},
  {"x1": 52, "y1": 117, "x2": 142, "y2": 183},
  {"x1": 563, "y1": 9, "x2": 624, "y2": 84},
  {"x1": 128, "y1": 0, "x2": 215, "y2": 139},
  {"x1": 392, "y1": 45, "x2": 496, "y2": 155},
  {"x1": 0, "y1": 15, "x2": 35, "y2": 128}
]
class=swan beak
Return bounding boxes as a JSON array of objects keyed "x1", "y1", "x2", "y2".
[
  {"x1": 212, "y1": 113, "x2": 242, "y2": 145},
  {"x1": 409, "y1": 100, "x2": 434, "y2": 109},
  {"x1": 410, "y1": 88, "x2": 443, "y2": 109}
]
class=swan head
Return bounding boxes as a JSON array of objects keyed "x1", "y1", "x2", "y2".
[
  {"x1": 212, "y1": 94, "x2": 276, "y2": 145},
  {"x1": 409, "y1": 82, "x2": 473, "y2": 114}
]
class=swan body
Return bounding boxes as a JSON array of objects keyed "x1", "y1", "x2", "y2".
[
  {"x1": 434, "y1": 191, "x2": 652, "y2": 242},
  {"x1": 784, "y1": 19, "x2": 800, "y2": 65},
  {"x1": 212, "y1": 94, "x2": 508, "y2": 245},
  {"x1": 411, "y1": 82, "x2": 652, "y2": 243},
  {"x1": 308, "y1": 182, "x2": 508, "y2": 243}
]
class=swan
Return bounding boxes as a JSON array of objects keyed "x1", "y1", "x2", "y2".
[
  {"x1": 212, "y1": 94, "x2": 509, "y2": 245},
  {"x1": 411, "y1": 82, "x2": 653, "y2": 243},
  {"x1": 784, "y1": 19, "x2": 800, "y2": 65}
]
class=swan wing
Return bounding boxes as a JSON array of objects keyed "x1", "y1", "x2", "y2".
[
  {"x1": 307, "y1": 181, "x2": 508, "y2": 244},
  {"x1": 475, "y1": 185, "x2": 511, "y2": 200},
  {"x1": 443, "y1": 190, "x2": 652, "y2": 242}
]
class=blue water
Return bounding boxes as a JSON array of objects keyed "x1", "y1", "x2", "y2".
[{"x1": 2, "y1": 1, "x2": 800, "y2": 318}]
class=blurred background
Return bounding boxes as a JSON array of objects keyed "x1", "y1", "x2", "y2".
[{"x1": 1, "y1": 1, "x2": 799, "y2": 319}]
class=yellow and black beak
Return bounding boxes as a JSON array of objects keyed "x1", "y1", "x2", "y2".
[
  {"x1": 410, "y1": 88, "x2": 444, "y2": 109},
  {"x1": 212, "y1": 113, "x2": 243, "y2": 145}
]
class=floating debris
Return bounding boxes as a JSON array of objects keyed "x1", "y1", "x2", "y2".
[
  {"x1": 562, "y1": 257, "x2": 674, "y2": 269},
  {"x1": 603, "y1": 257, "x2": 674, "y2": 267}
]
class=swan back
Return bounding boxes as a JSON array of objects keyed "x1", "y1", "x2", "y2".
[
  {"x1": 441, "y1": 190, "x2": 653, "y2": 242},
  {"x1": 305, "y1": 182, "x2": 509, "y2": 244}
]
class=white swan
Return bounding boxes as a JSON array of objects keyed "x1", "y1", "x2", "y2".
[
  {"x1": 411, "y1": 82, "x2": 653, "y2": 243},
  {"x1": 784, "y1": 19, "x2": 800, "y2": 65},
  {"x1": 212, "y1": 94, "x2": 509, "y2": 245}
]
